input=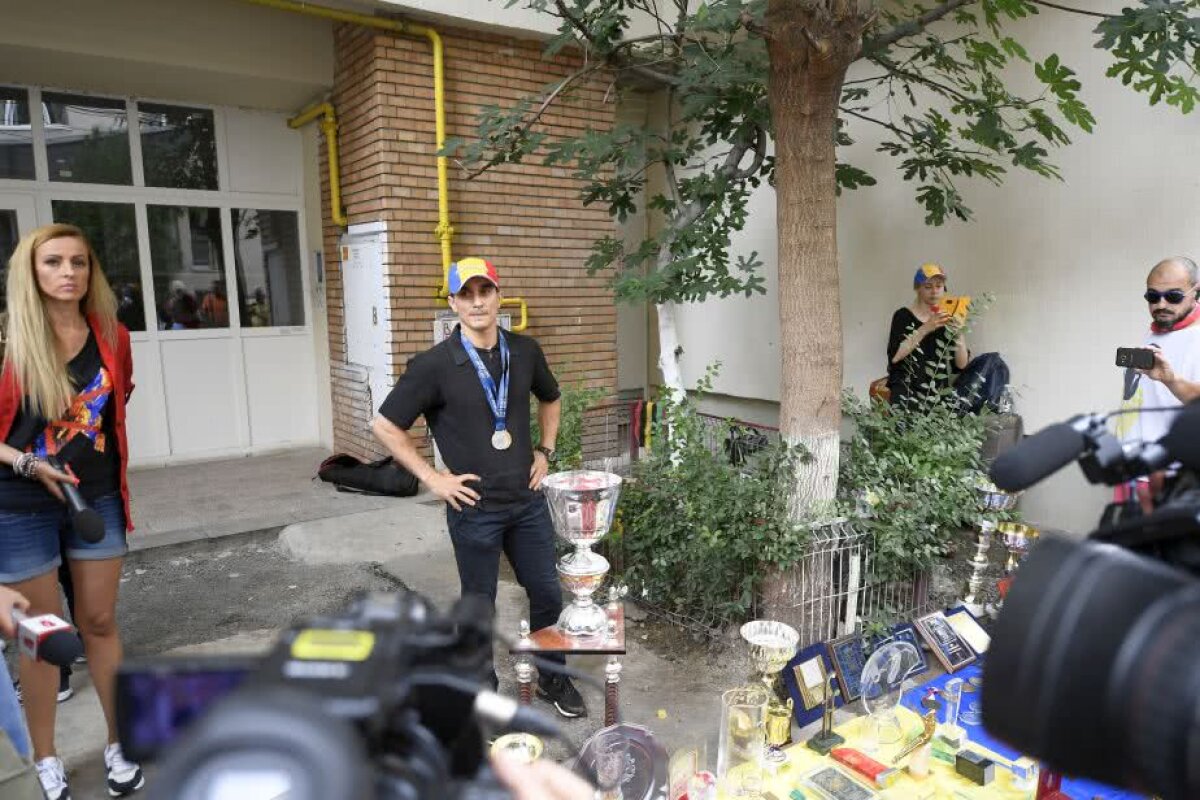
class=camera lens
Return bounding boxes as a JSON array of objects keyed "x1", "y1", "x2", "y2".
[
  {"x1": 152, "y1": 686, "x2": 370, "y2": 800},
  {"x1": 983, "y1": 535, "x2": 1200, "y2": 800}
]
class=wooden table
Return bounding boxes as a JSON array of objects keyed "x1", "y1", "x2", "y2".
[{"x1": 510, "y1": 604, "x2": 627, "y2": 725}]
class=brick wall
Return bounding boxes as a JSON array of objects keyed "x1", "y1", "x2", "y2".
[{"x1": 319, "y1": 23, "x2": 618, "y2": 459}]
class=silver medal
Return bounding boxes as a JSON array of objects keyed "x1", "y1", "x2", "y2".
[{"x1": 491, "y1": 430, "x2": 512, "y2": 450}]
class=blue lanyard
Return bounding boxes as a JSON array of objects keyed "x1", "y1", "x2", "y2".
[{"x1": 459, "y1": 329, "x2": 510, "y2": 432}]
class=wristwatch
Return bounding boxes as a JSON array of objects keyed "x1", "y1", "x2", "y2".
[{"x1": 535, "y1": 445, "x2": 556, "y2": 463}]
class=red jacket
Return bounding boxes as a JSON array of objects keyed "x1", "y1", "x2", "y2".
[{"x1": 0, "y1": 315, "x2": 135, "y2": 531}]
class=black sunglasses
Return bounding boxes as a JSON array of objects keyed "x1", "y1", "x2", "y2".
[{"x1": 1144, "y1": 288, "x2": 1195, "y2": 305}]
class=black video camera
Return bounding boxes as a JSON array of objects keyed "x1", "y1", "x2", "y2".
[
  {"x1": 982, "y1": 403, "x2": 1200, "y2": 800},
  {"x1": 117, "y1": 590, "x2": 553, "y2": 800}
]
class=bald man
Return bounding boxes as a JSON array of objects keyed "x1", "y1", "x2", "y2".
[{"x1": 1118, "y1": 257, "x2": 1200, "y2": 510}]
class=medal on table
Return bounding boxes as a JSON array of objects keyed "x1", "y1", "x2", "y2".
[{"x1": 460, "y1": 330, "x2": 511, "y2": 450}]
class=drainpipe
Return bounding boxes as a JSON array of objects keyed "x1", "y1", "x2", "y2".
[
  {"x1": 288, "y1": 102, "x2": 346, "y2": 228},
  {"x1": 244, "y1": 0, "x2": 529, "y2": 330}
]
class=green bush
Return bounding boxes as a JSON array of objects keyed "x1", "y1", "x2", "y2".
[
  {"x1": 614, "y1": 377, "x2": 812, "y2": 627},
  {"x1": 532, "y1": 380, "x2": 606, "y2": 470},
  {"x1": 839, "y1": 302, "x2": 1015, "y2": 583}
]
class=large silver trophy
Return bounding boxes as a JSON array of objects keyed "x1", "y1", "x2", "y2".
[
  {"x1": 963, "y1": 478, "x2": 1021, "y2": 616},
  {"x1": 541, "y1": 470, "x2": 623, "y2": 637}
]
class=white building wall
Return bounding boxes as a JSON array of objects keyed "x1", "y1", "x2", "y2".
[
  {"x1": 0, "y1": 0, "x2": 333, "y2": 111},
  {"x1": 669, "y1": 3, "x2": 1200, "y2": 535},
  {"x1": 1, "y1": 0, "x2": 338, "y2": 456}
]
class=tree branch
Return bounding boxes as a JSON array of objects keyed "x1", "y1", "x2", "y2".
[
  {"x1": 724, "y1": 127, "x2": 767, "y2": 182},
  {"x1": 840, "y1": 107, "x2": 914, "y2": 140},
  {"x1": 1031, "y1": 0, "x2": 1116, "y2": 19},
  {"x1": 860, "y1": 0, "x2": 979, "y2": 58},
  {"x1": 462, "y1": 62, "x2": 604, "y2": 179}
]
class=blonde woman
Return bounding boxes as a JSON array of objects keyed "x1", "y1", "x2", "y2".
[{"x1": 0, "y1": 224, "x2": 142, "y2": 798}]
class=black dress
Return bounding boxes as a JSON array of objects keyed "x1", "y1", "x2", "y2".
[{"x1": 885, "y1": 307, "x2": 959, "y2": 405}]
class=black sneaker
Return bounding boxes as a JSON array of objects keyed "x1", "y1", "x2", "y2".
[{"x1": 536, "y1": 674, "x2": 587, "y2": 718}]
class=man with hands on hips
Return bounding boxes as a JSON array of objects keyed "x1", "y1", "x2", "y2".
[{"x1": 371, "y1": 257, "x2": 586, "y2": 718}]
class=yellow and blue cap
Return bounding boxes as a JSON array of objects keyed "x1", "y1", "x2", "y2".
[
  {"x1": 448, "y1": 257, "x2": 500, "y2": 295},
  {"x1": 914, "y1": 262, "x2": 946, "y2": 287}
]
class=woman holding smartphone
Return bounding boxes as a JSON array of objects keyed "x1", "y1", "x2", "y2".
[
  {"x1": 0, "y1": 224, "x2": 143, "y2": 798},
  {"x1": 886, "y1": 263, "x2": 970, "y2": 407}
]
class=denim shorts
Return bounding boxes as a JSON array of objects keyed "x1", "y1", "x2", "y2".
[{"x1": 0, "y1": 493, "x2": 127, "y2": 583}]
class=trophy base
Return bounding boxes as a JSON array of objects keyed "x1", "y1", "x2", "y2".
[
  {"x1": 805, "y1": 730, "x2": 844, "y2": 756},
  {"x1": 557, "y1": 602, "x2": 608, "y2": 637}
]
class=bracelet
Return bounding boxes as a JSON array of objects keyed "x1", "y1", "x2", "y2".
[{"x1": 12, "y1": 452, "x2": 40, "y2": 480}]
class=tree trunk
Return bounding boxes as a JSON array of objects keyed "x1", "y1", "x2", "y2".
[
  {"x1": 655, "y1": 299, "x2": 685, "y2": 400},
  {"x1": 760, "y1": 1, "x2": 862, "y2": 628},
  {"x1": 767, "y1": 1, "x2": 860, "y2": 507}
]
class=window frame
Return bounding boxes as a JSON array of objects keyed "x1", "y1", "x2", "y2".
[{"x1": 0, "y1": 84, "x2": 312, "y2": 344}]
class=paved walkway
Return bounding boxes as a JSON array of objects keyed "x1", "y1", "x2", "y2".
[
  {"x1": 45, "y1": 447, "x2": 748, "y2": 798},
  {"x1": 126, "y1": 447, "x2": 398, "y2": 551}
]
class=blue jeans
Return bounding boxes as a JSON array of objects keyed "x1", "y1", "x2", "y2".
[
  {"x1": 0, "y1": 493, "x2": 127, "y2": 583},
  {"x1": 445, "y1": 494, "x2": 564, "y2": 665},
  {"x1": 0, "y1": 657, "x2": 29, "y2": 761}
]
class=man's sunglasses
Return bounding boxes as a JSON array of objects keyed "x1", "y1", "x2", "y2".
[{"x1": 1144, "y1": 287, "x2": 1196, "y2": 304}]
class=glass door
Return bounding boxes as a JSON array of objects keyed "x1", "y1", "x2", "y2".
[{"x1": 0, "y1": 193, "x2": 39, "y2": 312}]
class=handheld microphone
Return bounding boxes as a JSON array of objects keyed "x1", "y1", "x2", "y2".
[
  {"x1": 44, "y1": 454, "x2": 105, "y2": 544},
  {"x1": 12, "y1": 608, "x2": 84, "y2": 667}
]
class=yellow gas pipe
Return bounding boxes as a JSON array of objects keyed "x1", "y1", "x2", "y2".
[
  {"x1": 244, "y1": 0, "x2": 529, "y2": 330},
  {"x1": 287, "y1": 102, "x2": 345, "y2": 227}
]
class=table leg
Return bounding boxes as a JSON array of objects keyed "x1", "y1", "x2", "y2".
[
  {"x1": 516, "y1": 655, "x2": 534, "y2": 706},
  {"x1": 604, "y1": 655, "x2": 622, "y2": 726}
]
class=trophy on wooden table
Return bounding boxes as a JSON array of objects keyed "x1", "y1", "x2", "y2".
[{"x1": 541, "y1": 470, "x2": 623, "y2": 637}]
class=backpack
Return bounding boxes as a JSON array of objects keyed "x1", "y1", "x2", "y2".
[
  {"x1": 316, "y1": 454, "x2": 419, "y2": 497},
  {"x1": 953, "y1": 352, "x2": 1010, "y2": 414}
]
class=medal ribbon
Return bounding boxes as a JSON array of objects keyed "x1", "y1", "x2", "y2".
[{"x1": 459, "y1": 329, "x2": 510, "y2": 434}]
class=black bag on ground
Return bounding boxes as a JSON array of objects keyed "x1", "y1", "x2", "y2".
[{"x1": 317, "y1": 454, "x2": 419, "y2": 497}]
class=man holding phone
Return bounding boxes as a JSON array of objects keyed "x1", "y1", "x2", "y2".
[{"x1": 1117, "y1": 256, "x2": 1200, "y2": 510}]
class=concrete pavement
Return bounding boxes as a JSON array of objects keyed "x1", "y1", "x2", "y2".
[{"x1": 41, "y1": 448, "x2": 757, "y2": 798}]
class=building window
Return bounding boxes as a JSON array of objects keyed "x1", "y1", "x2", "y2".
[
  {"x1": 0, "y1": 210, "x2": 20, "y2": 312},
  {"x1": 0, "y1": 86, "x2": 34, "y2": 180},
  {"x1": 232, "y1": 209, "x2": 304, "y2": 328},
  {"x1": 43, "y1": 92, "x2": 132, "y2": 185},
  {"x1": 51, "y1": 200, "x2": 145, "y2": 332},
  {"x1": 147, "y1": 206, "x2": 228, "y2": 329},
  {"x1": 138, "y1": 103, "x2": 218, "y2": 191}
]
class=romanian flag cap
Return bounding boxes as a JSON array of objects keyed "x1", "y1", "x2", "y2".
[
  {"x1": 913, "y1": 262, "x2": 946, "y2": 286},
  {"x1": 448, "y1": 257, "x2": 500, "y2": 295}
]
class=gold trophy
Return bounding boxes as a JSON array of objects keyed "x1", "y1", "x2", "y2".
[
  {"x1": 998, "y1": 522, "x2": 1039, "y2": 573},
  {"x1": 805, "y1": 673, "x2": 844, "y2": 755},
  {"x1": 740, "y1": 620, "x2": 799, "y2": 757}
]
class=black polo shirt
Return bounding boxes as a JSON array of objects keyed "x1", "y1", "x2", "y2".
[{"x1": 379, "y1": 326, "x2": 560, "y2": 509}]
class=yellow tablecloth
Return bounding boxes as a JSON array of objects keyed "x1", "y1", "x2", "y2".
[{"x1": 722, "y1": 706, "x2": 1034, "y2": 800}]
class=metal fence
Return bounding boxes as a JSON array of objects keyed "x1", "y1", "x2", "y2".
[
  {"x1": 577, "y1": 400, "x2": 781, "y2": 474},
  {"x1": 777, "y1": 517, "x2": 934, "y2": 648},
  {"x1": 579, "y1": 400, "x2": 933, "y2": 642}
]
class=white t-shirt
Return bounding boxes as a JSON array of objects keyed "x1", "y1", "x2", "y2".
[{"x1": 1116, "y1": 322, "x2": 1200, "y2": 446}]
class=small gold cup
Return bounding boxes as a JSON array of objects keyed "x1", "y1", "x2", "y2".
[{"x1": 998, "y1": 522, "x2": 1039, "y2": 573}]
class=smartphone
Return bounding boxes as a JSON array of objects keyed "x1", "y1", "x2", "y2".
[
  {"x1": 1115, "y1": 347, "x2": 1156, "y2": 370},
  {"x1": 938, "y1": 295, "x2": 971, "y2": 320},
  {"x1": 116, "y1": 656, "x2": 255, "y2": 762}
]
